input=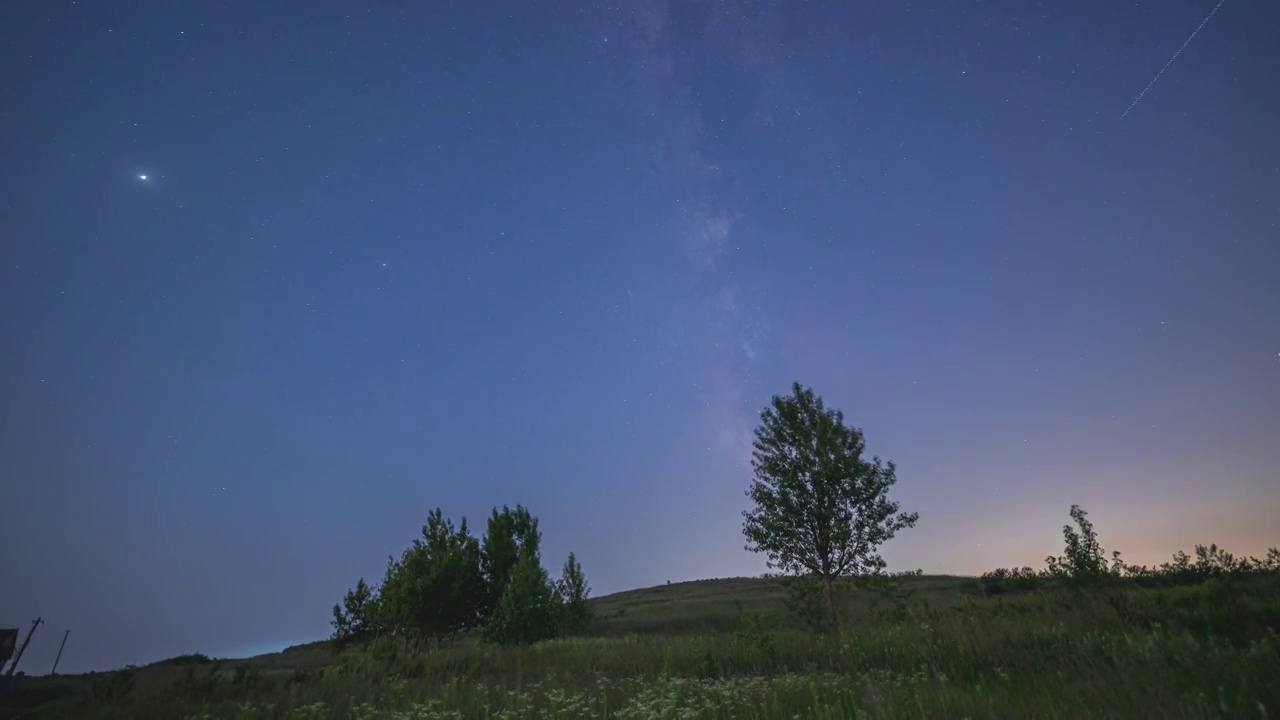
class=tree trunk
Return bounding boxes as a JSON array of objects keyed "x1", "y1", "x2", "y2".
[{"x1": 821, "y1": 575, "x2": 840, "y2": 632}]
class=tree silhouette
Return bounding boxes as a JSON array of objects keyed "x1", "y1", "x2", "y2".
[
  {"x1": 481, "y1": 505, "x2": 541, "y2": 622},
  {"x1": 742, "y1": 382, "x2": 918, "y2": 630},
  {"x1": 377, "y1": 508, "x2": 484, "y2": 643},
  {"x1": 556, "y1": 551, "x2": 593, "y2": 635},
  {"x1": 483, "y1": 548, "x2": 560, "y2": 646}
]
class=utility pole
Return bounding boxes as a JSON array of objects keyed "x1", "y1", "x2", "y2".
[
  {"x1": 50, "y1": 630, "x2": 70, "y2": 676},
  {"x1": 5, "y1": 618, "x2": 42, "y2": 677}
]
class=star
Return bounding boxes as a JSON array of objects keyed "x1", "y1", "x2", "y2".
[{"x1": 138, "y1": 174, "x2": 148, "y2": 181}]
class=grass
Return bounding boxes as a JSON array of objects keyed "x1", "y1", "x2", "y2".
[{"x1": 3, "y1": 573, "x2": 1279, "y2": 719}]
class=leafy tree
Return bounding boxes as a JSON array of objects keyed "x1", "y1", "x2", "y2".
[
  {"x1": 330, "y1": 577, "x2": 378, "y2": 645},
  {"x1": 377, "y1": 508, "x2": 485, "y2": 643},
  {"x1": 1045, "y1": 505, "x2": 1119, "y2": 586},
  {"x1": 483, "y1": 548, "x2": 560, "y2": 646},
  {"x1": 742, "y1": 382, "x2": 919, "y2": 630},
  {"x1": 555, "y1": 552, "x2": 593, "y2": 635},
  {"x1": 480, "y1": 505, "x2": 541, "y2": 621},
  {"x1": 331, "y1": 504, "x2": 592, "y2": 647}
]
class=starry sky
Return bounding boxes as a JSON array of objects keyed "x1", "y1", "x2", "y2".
[{"x1": 2, "y1": 0, "x2": 1278, "y2": 674}]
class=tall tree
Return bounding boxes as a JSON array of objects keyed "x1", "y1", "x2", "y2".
[
  {"x1": 742, "y1": 382, "x2": 919, "y2": 630},
  {"x1": 480, "y1": 505, "x2": 541, "y2": 620},
  {"x1": 483, "y1": 548, "x2": 559, "y2": 646},
  {"x1": 555, "y1": 552, "x2": 593, "y2": 635},
  {"x1": 377, "y1": 508, "x2": 485, "y2": 643},
  {"x1": 330, "y1": 577, "x2": 377, "y2": 646}
]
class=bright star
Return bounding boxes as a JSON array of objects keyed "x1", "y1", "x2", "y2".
[{"x1": 139, "y1": 174, "x2": 148, "y2": 181}]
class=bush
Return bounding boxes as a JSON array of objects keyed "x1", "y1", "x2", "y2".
[
  {"x1": 979, "y1": 567, "x2": 1044, "y2": 595},
  {"x1": 777, "y1": 574, "x2": 827, "y2": 631},
  {"x1": 86, "y1": 670, "x2": 134, "y2": 703},
  {"x1": 1044, "y1": 505, "x2": 1120, "y2": 586},
  {"x1": 984, "y1": 505, "x2": 1279, "y2": 597},
  {"x1": 148, "y1": 652, "x2": 213, "y2": 667}
]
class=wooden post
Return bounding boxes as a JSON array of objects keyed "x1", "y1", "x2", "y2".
[{"x1": 51, "y1": 630, "x2": 70, "y2": 675}]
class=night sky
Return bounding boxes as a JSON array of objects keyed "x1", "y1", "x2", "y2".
[{"x1": 2, "y1": 0, "x2": 1277, "y2": 674}]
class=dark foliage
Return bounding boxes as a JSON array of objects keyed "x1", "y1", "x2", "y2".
[
  {"x1": 483, "y1": 549, "x2": 562, "y2": 646},
  {"x1": 480, "y1": 505, "x2": 542, "y2": 621},
  {"x1": 556, "y1": 551, "x2": 594, "y2": 635},
  {"x1": 330, "y1": 577, "x2": 377, "y2": 646},
  {"x1": 979, "y1": 566, "x2": 1044, "y2": 595},
  {"x1": 331, "y1": 504, "x2": 591, "y2": 648},
  {"x1": 377, "y1": 509, "x2": 486, "y2": 643},
  {"x1": 743, "y1": 382, "x2": 918, "y2": 630}
]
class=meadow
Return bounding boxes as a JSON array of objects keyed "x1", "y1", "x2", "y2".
[{"x1": 4, "y1": 570, "x2": 1278, "y2": 719}]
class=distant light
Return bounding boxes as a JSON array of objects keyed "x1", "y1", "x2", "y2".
[{"x1": 139, "y1": 174, "x2": 148, "y2": 181}]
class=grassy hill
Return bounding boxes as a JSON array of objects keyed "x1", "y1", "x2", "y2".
[{"x1": 3, "y1": 572, "x2": 1279, "y2": 718}]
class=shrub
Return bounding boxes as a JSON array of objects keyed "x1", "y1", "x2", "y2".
[
  {"x1": 985, "y1": 505, "x2": 1279, "y2": 598},
  {"x1": 1044, "y1": 505, "x2": 1118, "y2": 586},
  {"x1": 979, "y1": 566, "x2": 1044, "y2": 595},
  {"x1": 87, "y1": 669, "x2": 134, "y2": 703},
  {"x1": 777, "y1": 574, "x2": 827, "y2": 631}
]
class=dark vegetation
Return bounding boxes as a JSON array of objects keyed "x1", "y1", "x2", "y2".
[
  {"x1": 743, "y1": 382, "x2": 919, "y2": 632},
  {"x1": 3, "y1": 383, "x2": 1277, "y2": 718},
  {"x1": 329, "y1": 504, "x2": 593, "y2": 650},
  {"x1": 978, "y1": 504, "x2": 1280, "y2": 599}
]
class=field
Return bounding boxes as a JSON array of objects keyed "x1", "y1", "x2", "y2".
[{"x1": 3, "y1": 571, "x2": 1278, "y2": 719}]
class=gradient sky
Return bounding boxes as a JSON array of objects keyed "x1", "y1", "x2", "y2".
[{"x1": 2, "y1": 0, "x2": 1277, "y2": 674}]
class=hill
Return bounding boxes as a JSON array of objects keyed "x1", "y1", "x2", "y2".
[
  {"x1": 227, "y1": 574, "x2": 970, "y2": 668},
  {"x1": 3, "y1": 571, "x2": 1278, "y2": 718}
]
